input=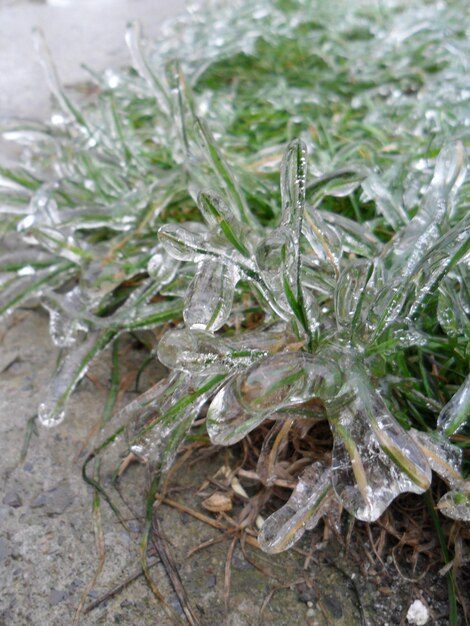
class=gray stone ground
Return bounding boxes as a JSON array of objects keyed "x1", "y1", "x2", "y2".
[{"x1": 0, "y1": 1, "x2": 458, "y2": 625}]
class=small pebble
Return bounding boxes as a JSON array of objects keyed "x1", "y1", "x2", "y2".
[
  {"x1": 2, "y1": 492, "x2": 22, "y2": 508},
  {"x1": 48, "y1": 589, "x2": 67, "y2": 606},
  {"x1": 406, "y1": 599, "x2": 429, "y2": 625}
]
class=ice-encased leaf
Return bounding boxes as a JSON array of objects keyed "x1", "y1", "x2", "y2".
[
  {"x1": 184, "y1": 260, "x2": 237, "y2": 332},
  {"x1": 147, "y1": 244, "x2": 180, "y2": 284},
  {"x1": 334, "y1": 259, "x2": 373, "y2": 334},
  {"x1": 195, "y1": 117, "x2": 257, "y2": 228},
  {"x1": 0, "y1": 262, "x2": 75, "y2": 321},
  {"x1": 437, "y1": 375, "x2": 470, "y2": 436},
  {"x1": 43, "y1": 287, "x2": 89, "y2": 347},
  {"x1": 382, "y1": 142, "x2": 466, "y2": 278},
  {"x1": 319, "y1": 210, "x2": 381, "y2": 258},
  {"x1": 197, "y1": 191, "x2": 251, "y2": 258},
  {"x1": 303, "y1": 205, "x2": 342, "y2": 275},
  {"x1": 409, "y1": 429, "x2": 463, "y2": 487},
  {"x1": 125, "y1": 21, "x2": 171, "y2": 116},
  {"x1": 158, "y1": 222, "x2": 239, "y2": 266},
  {"x1": 437, "y1": 275, "x2": 469, "y2": 337},
  {"x1": 38, "y1": 330, "x2": 117, "y2": 426},
  {"x1": 437, "y1": 483, "x2": 470, "y2": 522},
  {"x1": 330, "y1": 367, "x2": 431, "y2": 521},
  {"x1": 255, "y1": 229, "x2": 298, "y2": 320},
  {"x1": 368, "y1": 213, "x2": 470, "y2": 341},
  {"x1": 207, "y1": 351, "x2": 343, "y2": 445},
  {"x1": 33, "y1": 27, "x2": 90, "y2": 131},
  {"x1": 280, "y1": 138, "x2": 307, "y2": 231},
  {"x1": 258, "y1": 464, "x2": 334, "y2": 553},
  {"x1": 126, "y1": 372, "x2": 225, "y2": 471},
  {"x1": 361, "y1": 172, "x2": 408, "y2": 230}
]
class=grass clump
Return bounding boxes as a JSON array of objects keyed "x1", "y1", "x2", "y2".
[{"x1": 0, "y1": 0, "x2": 468, "y2": 620}]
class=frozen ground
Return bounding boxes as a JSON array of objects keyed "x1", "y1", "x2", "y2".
[{"x1": 0, "y1": 1, "x2": 456, "y2": 624}]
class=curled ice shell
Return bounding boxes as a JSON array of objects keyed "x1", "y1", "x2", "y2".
[
  {"x1": 330, "y1": 370, "x2": 431, "y2": 522},
  {"x1": 437, "y1": 483, "x2": 470, "y2": 522},
  {"x1": 184, "y1": 260, "x2": 237, "y2": 332},
  {"x1": 437, "y1": 375, "x2": 470, "y2": 436},
  {"x1": 409, "y1": 428, "x2": 463, "y2": 488},
  {"x1": 206, "y1": 351, "x2": 343, "y2": 446},
  {"x1": 258, "y1": 464, "x2": 334, "y2": 553}
]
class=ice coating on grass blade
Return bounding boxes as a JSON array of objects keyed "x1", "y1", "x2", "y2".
[
  {"x1": 127, "y1": 372, "x2": 225, "y2": 471},
  {"x1": 256, "y1": 418, "x2": 294, "y2": 486},
  {"x1": 361, "y1": 172, "x2": 408, "y2": 230},
  {"x1": 125, "y1": 21, "x2": 171, "y2": 116},
  {"x1": 437, "y1": 274, "x2": 469, "y2": 337},
  {"x1": 184, "y1": 260, "x2": 237, "y2": 332},
  {"x1": 258, "y1": 464, "x2": 333, "y2": 553},
  {"x1": 194, "y1": 118, "x2": 258, "y2": 229},
  {"x1": 38, "y1": 331, "x2": 116, "y2": 426},
  {"x1": 197, "y1": 191, "x2": 251, "y2": 258},
  {"x1": 437, "y1": 375, "x2": 470, "y2": 436},
  {"x1": 158, "y1": 324, "x2": 291, "y2": 375},
  {"x1": 383, "y1": 142, "x2": 466, "y2": 277},
  {"x1": 334, "y1": 259, "x2": 373, "y2": 333},
  {"x1": 206, "y1": 351, "x2": 343, "y2": 445}
]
